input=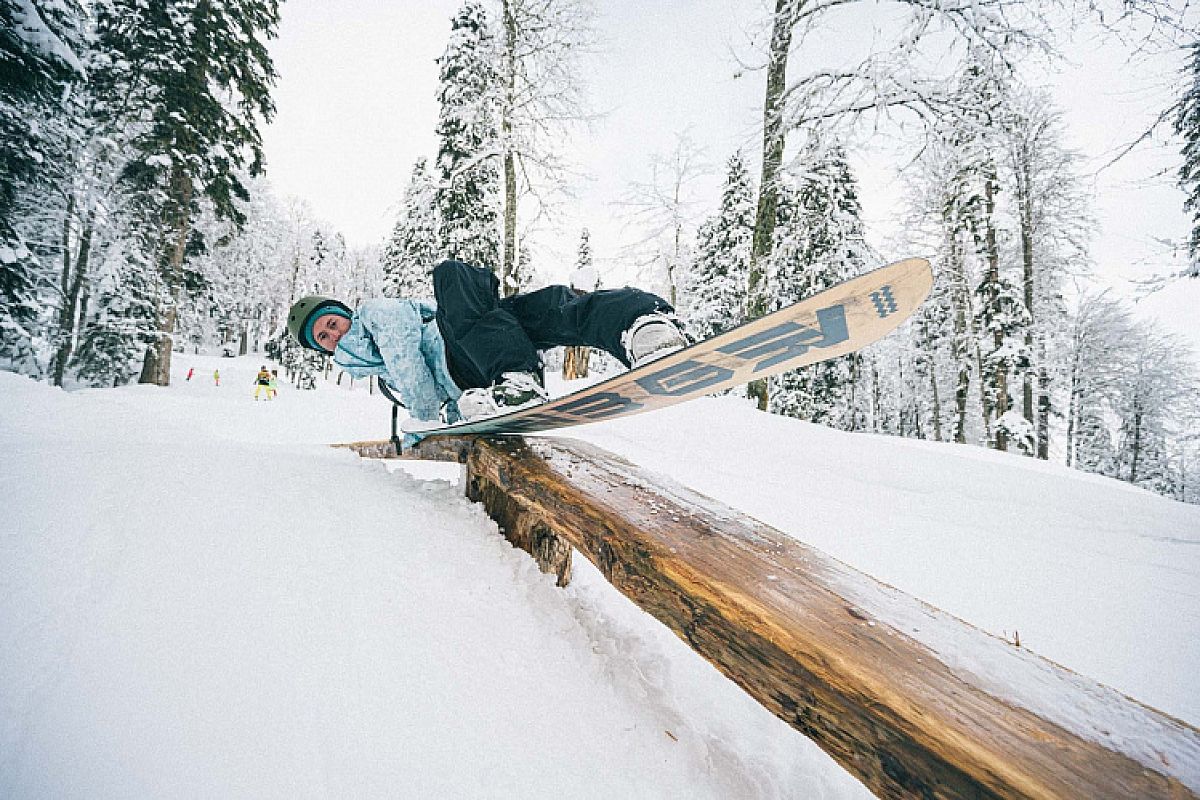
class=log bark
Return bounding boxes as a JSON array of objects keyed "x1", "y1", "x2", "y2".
[{"x1": 339, "y1": 435, "x2": 1200, "y2": 800}]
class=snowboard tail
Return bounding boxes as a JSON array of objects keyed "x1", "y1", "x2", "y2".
[{"x1": 405, "y1": 257, "x2": 933, "y2": 441}]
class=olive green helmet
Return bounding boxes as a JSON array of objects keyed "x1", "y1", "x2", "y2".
[{"x1": 287, "y1": 295, "x2": 351, "y2": 353}]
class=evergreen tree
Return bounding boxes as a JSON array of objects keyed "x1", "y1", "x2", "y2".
[
  {"x1": 1065, "y1": 291, "x2": 1131, "y2": 472},
  {"x1": 575, "y1": 227, "x2": 592, "y2": 273},
  {"x1": 907, "y1": 132, "x2": 981, "y2": 445},
  {"x1": 383, "y1": 158, "x2": 439, "y2": 298},
  {"x1": 685, "y1": 152, "x2": 754, "y2": 341},
  {"x1": 767, "y1": 140, "x2": 868, "y2": 428},
  {"x1": 184, "y1": 176, "x2": 290, "y2": 355},
  {"x1": 949, "y1": 52, "x2": 1028, "y2": 452},
  {"x1": 90, "y1": 0, "x2": 280, "y2": 386},
  {"x1": 1112, "y1": 329, "x2": 1195, "y2": 494},
  {"x1": 1176, "y1": 40, "x2": 1200, "y2": 277},
  {"x1": 71, "y1": 235, "x2": 159, "y2": 386},
  {"x1": 434, "y1": 1, "x2": 502, "y2": 277},
  {"x1": 0, "y1": 0, "x2": 86, "y2": 369},
  {"x1": 1003, "y1": 87, "x2": 1091, "y2": 458}
]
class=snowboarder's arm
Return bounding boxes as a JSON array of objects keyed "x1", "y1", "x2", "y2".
[{"x1": 358, "y1": 300, "x2": 444, "y2": 421}]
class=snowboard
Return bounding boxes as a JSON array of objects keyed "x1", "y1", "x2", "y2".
[{"x1": 403, "y1": 257, "x2": 933, "y2": 443}]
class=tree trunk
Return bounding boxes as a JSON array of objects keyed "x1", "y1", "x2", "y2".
[
  {"x1": 1123, "y1": 402, "x2": 1142, "y2": 484},
  {"x1": 563, "y1": 346, "x2": 590, "y2": 380},
  {"x1": 1037, "y1": 358, "x2": 1050, "y2": 460},
  {"x1": 51, "y1": 196, "x2": 75, "y2": 386},
  {"x1": 946, "y1": 229, "x2": 972, "y2": 445},
  {"x1": 746, "y1": 0, "x2": 799, "y2": 412},
  {"x1": 145, "y1": 164, "x2": 195, "y2": 386},
  {"x1": 1129, "y1": 409, "x2": 1143, "y2": 484},
  {"x1": 977, "y1": 339, "x2": 992, "y2": 446},
  {"x1": 1065, "y1": 360, "x2": 1079, "y2": 468},
  {"x1": 53, "y1": 207, "x2": 96, "y2": 386},
  {"x1": 669, "y1": 218, "x2": 681, "y2": 308},
  {"x1": 928, "y1": 353, "x2": 943, "y2": 442},
  {"x1": 1020, "y1": 161, "x2": 1035, "y2": 430},
  {"x1": 984, "y1": 177, "x2": 1007, "y2": 452},
  {"x1": 501, "y1": 0, "x2": 518, "y2": 296}
]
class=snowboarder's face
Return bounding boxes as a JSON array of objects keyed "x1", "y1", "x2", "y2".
[{"x1": 312, "y1": 312, "x2": 350, "y2": 352}]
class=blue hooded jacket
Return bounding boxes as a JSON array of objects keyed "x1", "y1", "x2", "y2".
[{"x1": 333, "y1": 298, "x2": 463, "y2": 423}]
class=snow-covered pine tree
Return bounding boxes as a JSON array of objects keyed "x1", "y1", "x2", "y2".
[
  {"x1": 575, "y1": 227, "x2": 592, "y2": 275},
  {"x1": 181, "y1": 176, "x2": 291, "y2": 356},
  {"x1": 435, "y1": 1, "x2": 502, "y2": 279},
  {"x1": 1064, "y1": 291, "x2": 1133, "y2": 473},
  {"x1": 903, "y1": 129, "x2": 981, "y2": 445},
  {"x1": 1176, "y1": 40, "x2": 1200, "y2": 278},
  {"x1": 71, "y1": 232, "x2": 159, "y2": 386},
  {"x1": 947, "y1": 52, "x2": 1030, "y2": 452},
  {"x1": 383, "y1": 158, "x2": 439, "y2": 298},
  {"x1": 344, "y1": 244, "x2": 385, "y2": 309},
  {"x1": 90, "y1": 0, "x2": 280, "y2": 386},
  {"x1": 684, "y1": 152, "x2": 754, "y2": 342},
  {"x1": 767, "y1": 138, "x2": 869, "y2": 429},
  {"x1": 1003, "y1": 87, "x2": 1091, "y2": 459},
  {"x1": 0, "y1": 0, "x2": 87, "y2": 371},
  {"x1": 1112, "y1": 327, "x2": 1196, "y2": 495}
]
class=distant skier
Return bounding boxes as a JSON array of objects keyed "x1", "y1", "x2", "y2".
[
  {"x1": 186, "y1": 367, "x2": 194, "y2": 381},
  {"x1": 253, "y1": 366, "x2": 272, "y2": 400},
  {"x1": 213, "y1": 369, "x2": 220, "y2": 386},
  {"x1": 285, "y1": 259, "x2": 686, "y2": 425},
  {"x1": 268, "y1": 369, "x2": 279, "y2": 399}
]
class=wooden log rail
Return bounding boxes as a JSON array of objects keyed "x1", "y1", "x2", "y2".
[{"x1": 338, "y1": 435, "x2": 1200, "y2": 800}]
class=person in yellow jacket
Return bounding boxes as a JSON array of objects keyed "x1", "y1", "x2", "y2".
[{"x1": 253, "y1": 366, "x2": 272, "y2": 400}]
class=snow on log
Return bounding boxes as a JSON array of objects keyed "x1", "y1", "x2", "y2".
[{"x1": 339, "y1": 435, "x2": 1200, "y2": 800}]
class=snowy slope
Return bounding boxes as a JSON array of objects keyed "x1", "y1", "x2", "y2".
[
  {"x1": 2, "y1": 356, "x2": 1197, "y2": 798},
  {"x1": 0, "y1": 359, "x2": 869, "y2": 800}
]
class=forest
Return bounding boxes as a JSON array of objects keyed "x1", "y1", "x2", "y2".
[{"x1": 2, "y1": 0, "x2": 1199, "y2": 502}]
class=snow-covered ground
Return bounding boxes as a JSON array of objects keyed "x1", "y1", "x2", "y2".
[{"x1": 2, "y1": 355, "x2": 1198, "y2": 798}]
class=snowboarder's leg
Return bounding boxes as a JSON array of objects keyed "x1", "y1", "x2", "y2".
[
  {"x1": 502, "y1": 285, "x2": 675, "y2": 368},
  {"x1": 433, "y1": 260, "x2": 541, "y2": 390}
]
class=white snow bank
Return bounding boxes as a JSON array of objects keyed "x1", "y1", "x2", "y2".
[{"x1": 0, "y1": 361, "x2": 869, "y2": 800}]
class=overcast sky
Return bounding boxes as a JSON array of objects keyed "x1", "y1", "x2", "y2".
[{"x1": 259, "y1": 0, "x2": 1194, "y2": 296}]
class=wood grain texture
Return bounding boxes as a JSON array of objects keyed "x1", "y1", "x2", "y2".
[{"x1": 340, "y1": 435, "x2": 1200, "y2": 799}]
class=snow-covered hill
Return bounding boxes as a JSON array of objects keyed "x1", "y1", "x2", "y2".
[{"x1": 2, "y1": 355, "x2": 1197, "y2": 799}]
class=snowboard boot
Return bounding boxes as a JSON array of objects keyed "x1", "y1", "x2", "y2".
[
  {"x1": 622, "y1": 313, "x2": 688, "y2": 369},
  {"x1": 458, "y1": 371, "x2": 549, "y2": 422}
]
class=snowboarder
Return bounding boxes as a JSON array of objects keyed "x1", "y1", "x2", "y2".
[
  {"x1": 253, "y1": 366, "x2": 272, "y2": 400},
  {"x1": 286, "y1": 259, "x2": 686, "y2": 425}
]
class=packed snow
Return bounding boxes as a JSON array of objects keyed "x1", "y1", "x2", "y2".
[{"x1": 3, "y1": 354, "x2": 1198, "y2": 798}]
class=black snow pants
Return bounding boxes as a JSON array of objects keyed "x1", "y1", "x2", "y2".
[{"x1": 433, "y1": 259, "x2": 673, "y2": 390}]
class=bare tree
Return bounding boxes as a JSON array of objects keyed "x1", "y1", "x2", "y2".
[
  {"x1": 613, "y1": 130, "x2": 712, "y2": 305},
  {"x1": 496, "y1": 0, "x2": 597, "y2": 294},
  {"x1": 738, "y1": 0, "x2": 1059, "y2": 410}
]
